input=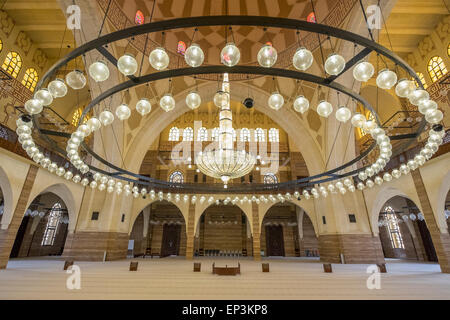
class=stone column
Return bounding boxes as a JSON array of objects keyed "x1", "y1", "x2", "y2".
[
  {"x1": 411, "y1": 170, "x2": 450, "y2": 273},
  {"x1": 252, "y1": 203, "x2": 261, "y2": 261},
  {"x1": 185, "y1": 204, "x2": 196, "y2": 260},
  {"x1": 0, "y1": 165, "x2": 38, "y2": 269}
]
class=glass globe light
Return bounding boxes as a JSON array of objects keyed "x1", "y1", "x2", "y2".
[
  {"x1": 399, "y1": 164, "x2": 409, "y2": 175},
  {"x1": 418, "y1": 100, "x2": 437, "y2": 115},
  {"x1": 407, "y1": 159, "x2": 418, "y2": 171},
  {"x1": 316, "y1": 100, "x2": 333, "y2": 118},
  {"x1": 117, "y1": 53, "x2": 138, "y2": 76},
  {"x1": 186, "y1": 91, "x2": 201, "y2": 110},
  {"x1": 34, "y1": 89, "x2": 53, "y2": 106},
  {"x1": 353, "y1": 61, "x2": 374, "y2": 82},
  {"x1": 185, "y1": 43, "x2": 204, "y2": 67},
  {"x1": 335, "y1": 107, "x2": 352, "y2": 123},
  {"x1": 392, "y1": 169, "x2": 401, "y2": 179},
  {"x1": 65, "y1": 70, "x2": 86, "y2": 90},
  {"x1": 149, "y1": 47, "x2": 170, "y2": 71},
  {"x1": 268, "y1": 92, "x2": 285, "y2": 110},
  {"x1": 370, "y1": 128, "x2": 385, "y2": 140},
  {"x1": 115, "y1": 104, "x2": 131, "y2": 121},
  {"x1": 374, "y1": 176, "x2": 383, "y2": 185},
  {"x1": 64, "y1": 171, "x2": 74, "y2": 180},
  {"x1": 324, "y1": 53, "x2": 346, "y2": 76},
  {"x1": 365, "y1": 167, "x2": 375, "y2": 177},
  {"x1": 48, "y1": 163, "x2": 58, "y2": 173},
  {"x1": 372, "y1": 163, "x2": 381, "y2": 173},
  {"x1": 136, "y1": 98, "x2": 152, "y2": 116},
  {"x1": 376, "y1": 69, "x2": 397, "y2": 90},
  {"x1": 214, "y1": 91, "x2": 229, "y2": 108},
  {"x1": 257, "y1": 44, "x2": 277, "y2": 68},
  {"x1": 363, "y1": 120, "x2": 377, "y2": 132},
  {"x1": 99, "y1": 110, "x2": 114, "y2": 126},
  {"x1": 86, "y1": 117, "x2": 101, "y2": 132},
  {"x1": 293, "y1": 95, "x2": 309, "y2": 114},
  {"x1": 357, "y1": 182, "x2": 365, "y2": 190},
  {"x1": 383, "y1": 173, "x2": 393, "y2": 182},
  {"x1": 89, "y1": 61, "x2": 110, "y2": 82},
  {"x1": 292, "y1": 47, "x2": 313, "y2": 71},
  {"x1": 358, "y1": 171, "x2": 368, "y2": 181},
  {"x1": 415, "y1": 154, "x2": 426, "y2": 166},
  {"x1": 48, "y1": 78, "x2": 68, "y2": 98},
  {"x1": 160, "y1": 94, "x2": 175, "y2": 112},
  {"x1": 24, "y1": 99, "x2": 43, "y2": 115},
  {"x1": 408, "y1": 89, "x2": 429, "y2": 106},
  {"x1": 90, "y1": 181, "x2": 98, "y2": 189},
  {"x1": 78, "y1": 124, "x2": 91, "y2": 137},
  {"x1": 221, "y1": 42, "x2": 240, "y2": 67},
  {"x1": 351, "y1": 113, "x2": 366, "y2": 128},
  {"x1": 395, "y1": 79, "x2": 415, "y2": 98},
  {"x1": 56, "y1": 167, "x2": 65, "y2": 177},
  {"x1": 420, "y1": 147, "x2": 432, "y2": 158},
  {"x1": 425, "y1": 109, "x2": 443, "y2": 124}
]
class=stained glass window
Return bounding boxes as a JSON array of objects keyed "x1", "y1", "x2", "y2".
[
  {"x1": 240, "y1": 128, "x2": 250, "y2": 142},
  {"x1": 177, "y1": 41, "x2": 186, "y2": 56},
  {"x1": 42, "y1": 203, "x2": 62, "y2": 246},
  {"x1": 0, "y1": 39, "x2": 3, "y2": 53},
  {"x1": 264, "y1": 173, "x2": 278, "y2": 184},
  {"x1": 255, "y1": 128, "x2": 265, "y2": 142},
  {"x1": 169, "y1": 127, "x2": 180, "y2": 141},
  {"x1": 22, "y1": 68, "x2": 39, "y2": 92},
  {"x1": 71, "y1": 108, "x2": 89, "y2": 126},
  {"x1": 307, "y1": 12, "x2": 316, "y2": 23},
  {"x1": 169, "y1": 171, "x2": 184, "y2": 183},
  {"x1": 183, "y1": 127, "x2": 194, "y2": 141},
  {"x1": 2, "y1": 51, "x2": 22, "y2": 78},
  {"x1": 384, "y1": 206, "x2": 404, "y2": 249},
  {"x1": 135, "y1": 10, "x2": 144, "y2": 25},
  {"x1": 447, "y1": 43, "x2": 450, "y2": 57},
  {"x1": 428, "y1": 56, "x2": 447, "y2": 83},
  {"x1": 269, "y1": 128, "x2": 279, "y2": 143},
  {"x1": 198, "y1": 127, "x2": 208, "y2": 141}
]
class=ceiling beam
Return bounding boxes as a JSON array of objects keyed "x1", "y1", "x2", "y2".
[
  {"x1": 2, "y1": 2, "x2": 61, "y2": 10},
  {"x1": 20, "y1": 24, "x2": 67, "y2": 32}
]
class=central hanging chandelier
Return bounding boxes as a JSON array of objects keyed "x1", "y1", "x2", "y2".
[{"x1": 196, "y1": 73, "x2": 256, "y2": 187}]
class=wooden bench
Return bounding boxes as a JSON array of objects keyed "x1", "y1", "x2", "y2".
[
  {"x1": 193, "y1": 263, "x2": 201, "y2": 272},
  {"x1": 323, "y1": 263, "x2": 332, "y2": 273},
  {"x1": 129, "y1": 261, "x2": 138, "y2": 271},
  {"x1": 64, "y1": 260, "x2": 74, "y2": 271},
  {"x1": 212, "y1": 262, "x2": 240, "y2": 276},
  {"x1": 377, "y1": 263, "x2": 387, "y2": 273},
  {"x1": 262, "y1": 263, "x2": 270, "y2": 272}
]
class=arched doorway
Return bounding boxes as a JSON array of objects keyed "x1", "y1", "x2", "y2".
[
  {"x1": 130, "y1": 200, "x2": 186, "y2": 258},
  {"x1": 377, "y1": 196, "x2": 437, "y2": 262},
  {"x1": 10, "y1": 193, "x2": 69, "y2": 258},
  {"x1": 195, "y1": 204, "x2": 252, "y2": 257},
  {"x1": 261, "y1": 203, "x2": 318, "y2": 258}
]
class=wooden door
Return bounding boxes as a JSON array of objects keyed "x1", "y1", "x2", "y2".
[
  {"x1": 161, "y1": 224, "x2": 181, "y2": 257},
  {"x1": 265, "y1": 225, "x2": 285, "y2": 256}
]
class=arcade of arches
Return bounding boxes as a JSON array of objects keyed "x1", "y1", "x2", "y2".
[{"x1": 0, "y1": 0, "x2": 449, "y2": 300}]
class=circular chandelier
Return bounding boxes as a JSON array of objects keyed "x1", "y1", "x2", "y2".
[{"x1": 16, "y1": 14, "x2": 445, "y2": 201}]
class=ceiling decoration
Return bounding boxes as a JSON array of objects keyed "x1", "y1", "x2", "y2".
[{"x1": 12, "y1": 3, "x2": 446, "y2": 204}]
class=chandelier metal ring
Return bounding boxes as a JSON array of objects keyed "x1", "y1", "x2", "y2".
[{"x1": 29, "y1": 15, "x2": 430, "y2": 194}]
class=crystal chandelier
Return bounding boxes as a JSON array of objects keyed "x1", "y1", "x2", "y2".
[{"x1": 196, "y1": 74, "x2": 256, "y2": 187}]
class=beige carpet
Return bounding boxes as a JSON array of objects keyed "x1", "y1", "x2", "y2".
[{"x1": 0, "y1": 257, "x2": 449, "y2": 300}]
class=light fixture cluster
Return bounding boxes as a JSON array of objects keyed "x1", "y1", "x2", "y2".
[{"x1": 20, "y1": 23, "x2": 445, "y2": 203}]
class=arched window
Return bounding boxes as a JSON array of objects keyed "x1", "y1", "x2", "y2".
[
  {"x1": 269, "y1": 128, "x2": 279, "y2": 143},
  {"x1": 428, "y1": 56, "x2": 448, "y2": 83},
  {"x1": 197, "y1": 127, "x2": 208, "y2": 141},
  {"x1": 383, "y1": 206, "x2": 404, "y2": 249},
  {"x1": 255, "y1": 128, "x2": 265, "y2": 142},
  {"x1": 169, "y1": 171, "x2": 184, "y2": 183},
  {"x1": 135, "y1": 10, "x2": 144, "y2": 25},
  {"x1": 22, "y1": 68, "x2": 39, "y2": 92},
  {"x1": 71, "y1": 108, "x2": 89, "y2": 126},
  {"x1": 177, "y1": 41, "x2": 186, "y2": 56},
  {"x1": 169, "y1": 127, "x2": 180, "y2": 141},
  {"x1": 414, "y1": 72, "x2": 428, "y2": 89},
  {"x1": 212, "y1": 127, "x2": 220, "y2": 141},
  {"x1": 0, "y1": 39, "x2": 3, "y2": 53},
  {"x1": 447, "y1": 43, "x2": 450, "y2": 57},
  {"x1": 264, "y1": 173, "x2": 278, "y2": 184},
  {"x1": 183, "y1": 127, "x2": 193, "y2": 141},
  {"x1": 240, "y1": 128, "x2": 250, "y2": 142},
  {"x1": 42, "y1": 203, "x2": 62, "y2": 246},
  {"x1": 2, "y1": 51, "x2": 22, "y2": 78}
]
